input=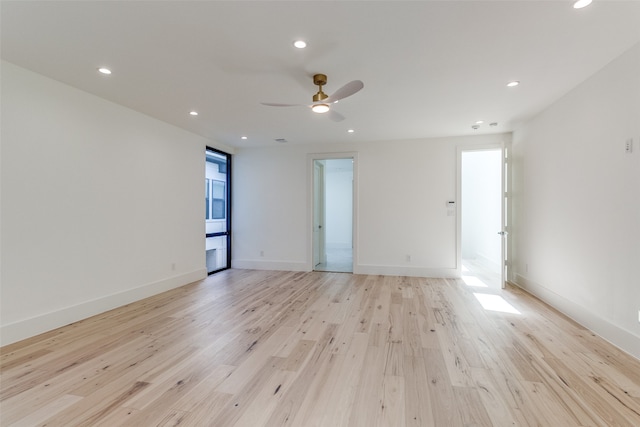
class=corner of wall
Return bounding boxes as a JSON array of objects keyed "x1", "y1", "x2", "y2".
[
  {"x1": 0, "y1": 269, "x2": 207, "y2": 347},
  {"x1": 512, "y1": 274, "x2": 640, "y2": 361}
]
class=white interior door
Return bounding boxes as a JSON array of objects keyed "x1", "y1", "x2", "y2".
[{"x1": 313, "y1": 160, "x2": 326, "y2": 267}]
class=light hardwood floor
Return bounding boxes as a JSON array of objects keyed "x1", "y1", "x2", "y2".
[{"x1": 2, "y1": 270, "x2": 639, "y2": 426}]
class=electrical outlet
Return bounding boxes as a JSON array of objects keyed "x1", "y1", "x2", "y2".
[
  {"x1": 625, "y1": 138, "x2": 633, "y2": 154},
  {"x1": 171, "y1": 263, "x2": 176, "y2": 271},
  {"x1": 260, "y1": 250, "x2": 264, "y2": 257},
  {"x1": 406, "y1": 254, "x2": 411, "y2": 262}
]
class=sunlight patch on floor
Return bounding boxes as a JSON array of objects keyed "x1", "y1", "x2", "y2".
[
  {"x1": 473, "y1": 293, "x2": 521, "y2": 314},
  {"x1": 462, "y1": 276, "x2": 489, "y2": 288}
]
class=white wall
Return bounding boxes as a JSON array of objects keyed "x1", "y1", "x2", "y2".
[
  {"x1": 511, "y1": 43, "x2": 640, "y2": 359},
  {"x1": 0, "y1": 61, "x2": 231, "y2": 346},
  {"x1": 232, "y1": 134, "x2": 508, "y2": 276}
]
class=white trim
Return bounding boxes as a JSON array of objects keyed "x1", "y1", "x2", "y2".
[
  {"x1": 456, "y1": 142, "x2": 509, "y2": 288},
  {"x1": 0, "y1": 269, "x2": 207, "y2": 347},
  {"x1": 231, "y1": 259, "x2": 308, "y2": 272},
  {"x1": 356, "y1": 264, "x2": 458, "y2": 278},
  {"x1": 514, "y1": 273, "x2": 640, "y2": 360}
]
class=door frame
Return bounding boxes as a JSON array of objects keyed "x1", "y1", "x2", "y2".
[
  {"x1": 456, "y1": 142, "x2": 510, "y2": 288},
  {"x1": 205, "y1": 146, "x2": 232, "y2": 274},
  {"x1": 307, "y1": 152, "x2": 358, "y2": 273}
]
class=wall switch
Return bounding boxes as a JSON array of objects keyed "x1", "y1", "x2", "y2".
[
  {"x1": 625, "y1": 138, "x2": 633, "y2": 154},
  {"x1": 446, "y1": 201, "x2": 456, "y2": 216},
  {"x1": 260, "y1": 250, "x2": 264, "y2": 257},
  {"x1": 406, "y1": 254, "x2": 411, "y2": 262},
  {"x1": 171, "y1": 263, "x2": 176, "y2": 271},
  {"x1": 638, "y1": 310, "x2": 640, "y2": 323}
]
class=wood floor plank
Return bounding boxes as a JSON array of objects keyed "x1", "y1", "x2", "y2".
[
  {"x1": 265, "y1": 323, "x2": 338, "y2": 426},
  {"x1": 578, "y1": 351, "x2": 640, "y2": 398},
  {"x1": 403, "y1": 354, "x2": 434, "y2": 426},
  {"x1": 423, "y1": 347, "x2": 465, "y2": 426},
  {"x1": 544, "y1": 356, "x2": 640, "y2": 426},
  {"x1": 210, "y1": 356, "x2": 287, "y2": 426},
  {"x1": 317, "y1": 332, "x2": 369, "y2": 427},
  {"x1": 377, "y1": 375, "x2": 405, "y2": 427},
  {"x1": 471, "y1": 367, "x2": 529, "y2": 426},
  {"x1": 451, "y1": 385, "x2": 493, "y2": 427},
  {"x1": 1, "y1": 270, "x2": 639, "y2": 426},
  {"x1": 6, "y1": 393, "x2": 82, "y2": 427},
  {"x1": 348, "y1": 346, "x2": 387, "y2": 427}
]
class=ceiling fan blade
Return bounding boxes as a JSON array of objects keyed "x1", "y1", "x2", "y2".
[
  {"x1": 324, "y1": 80, "x2": 364, "y2": 103},
  {"x1": 260, "y1": 102, "x2": 303, "y2": 107},
  {"x1": 328, "y1": 109, "x2": 345, "y2": 122}
]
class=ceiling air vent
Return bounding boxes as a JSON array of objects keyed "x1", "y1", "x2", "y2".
[{"x1": 274, "y1": 138, "x2": 288, "y2": 143}]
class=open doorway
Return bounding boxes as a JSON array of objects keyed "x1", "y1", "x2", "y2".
[
  {"x1": 312, "y1": 157, "x2": 354, "y2": 273},
  {"x1": 460, "y1": 148, "x2": 503, "y2": 289}
]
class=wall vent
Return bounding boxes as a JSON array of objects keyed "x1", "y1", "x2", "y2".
[{"x1": 274, "y1": 138, "x2": 288, "y2": 143}]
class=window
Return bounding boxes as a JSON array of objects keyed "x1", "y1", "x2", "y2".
[
  {"x1": 205, "y1": 179, "x2": 226, "y2": 220},
  {"x1": 206, "y1": 147, "x2": 231, "y2": 274}
]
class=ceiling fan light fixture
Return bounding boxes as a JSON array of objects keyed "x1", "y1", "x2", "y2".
[
  {"x1": 261, "y1": 73, "x2": 363, "y2": 121},
  {"x1": 312, "y1": 104, "x2": 330, "y2": 114}
]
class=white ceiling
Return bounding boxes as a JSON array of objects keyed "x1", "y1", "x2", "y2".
[{"x1": 2, "y1": 1, "x2": 639, "y2": 148}]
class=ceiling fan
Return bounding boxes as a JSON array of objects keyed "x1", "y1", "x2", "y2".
[{"x1": 261, "y1": 74, "x2": 364, "y2": 122}]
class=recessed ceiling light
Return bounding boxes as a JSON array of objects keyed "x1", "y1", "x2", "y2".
[
  {"x1": 347, "y1": 129, "x2": 355, "y2": 133},
  {"x1": 98, "y1": 67, "x2": 112, "y2": 75},
  {"x1": 573, "y1": 0, "x2": 592, "y2": 9},
  {"x1": 507, "y1": 81, "x2": 520, "y2": 87},
  {"x1": 475, "y1": 120, "x2": 484, "y2": 125},
  {"x1": 189, "y1": 111, "x2": 198, "y2": 116},
  {"x1": 293, "y1": 40, "x2": 307, "y2": 49},
  {"x1": 241, "y1": 136, "x2": 248, "y2": 140}
]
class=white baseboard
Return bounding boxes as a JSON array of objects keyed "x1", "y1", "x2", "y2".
[
  {"x1": 231, "y1": 259, "x2": 309, "y2": 272},
  {"x1": 231, "y1": 259, "x2": 458, "y2": 279},
  {"x1": 513, "y1": 273, "x2": 640, "y2": 360},
  {"x1": 0, "y1": 268, "x2": 207, "y2": 347},
  {"x1": 355, "y1": 264, "x2": 458, "y2": 278}
]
